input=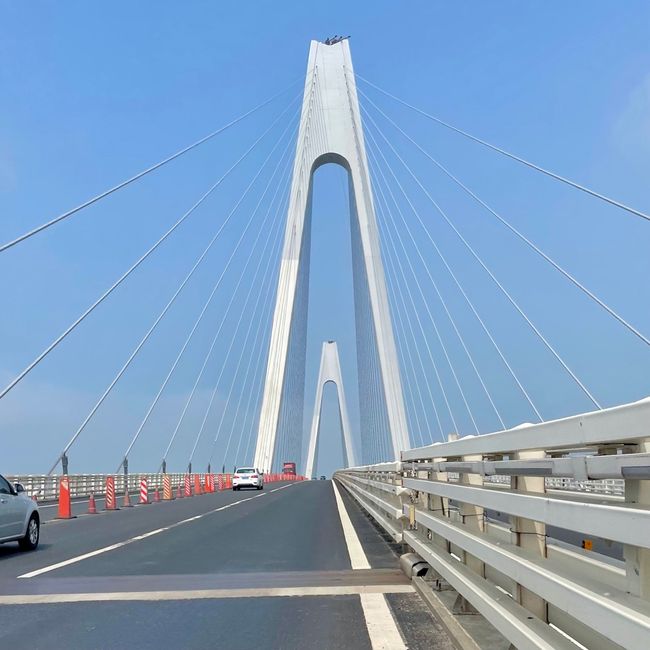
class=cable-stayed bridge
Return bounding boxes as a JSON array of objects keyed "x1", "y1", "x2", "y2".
[{"x1": 2, "y1": 39, "x2": 650, "y2": 650}]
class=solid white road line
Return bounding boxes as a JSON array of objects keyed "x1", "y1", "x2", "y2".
[
  {"x1": 360, "y1": 593, "x2": 408, "y2": 650},
  {"x1": 332, "y1": 480, "x2": 406, "y2": 650},
  {"x1": 332, "y1": 480, "x2": 370, "y2": 570},
  {"x1": 0, "y1": 584, "x2": 414, "y2": 605},
  {"x1": 18, "y1": 491, "x2": 272, "y2": 579}
]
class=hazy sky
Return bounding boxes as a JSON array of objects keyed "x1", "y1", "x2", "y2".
[{"x1": 2, "y1": 2, "x2": 650, "y2": 476}]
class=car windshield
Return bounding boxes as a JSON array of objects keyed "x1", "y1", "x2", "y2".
[{"x1": 236, "y1": 468, "x2": 255, "y2": 474}]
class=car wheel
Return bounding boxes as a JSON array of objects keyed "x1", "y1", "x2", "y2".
[{"x1": 19, "y1": 514, "x2": 39, "y2": 551}]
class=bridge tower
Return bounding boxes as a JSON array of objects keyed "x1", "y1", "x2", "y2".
[
  {"x1": 254, "y1": 39, "x2": 410, "y2": 472},
  {"x1": 304, "y1": 341, "x2": 356, "y2": 478}
]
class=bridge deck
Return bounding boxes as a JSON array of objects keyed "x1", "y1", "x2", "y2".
[{"x1": 0, "y1": 481, "x2": 454, "y2": 649}]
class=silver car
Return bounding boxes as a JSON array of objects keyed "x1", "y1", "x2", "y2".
[{"x1": 0, "y1": 474, "x2": 40, "y2": 551}]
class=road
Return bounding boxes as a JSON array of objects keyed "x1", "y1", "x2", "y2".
[{"x1": 0, "y1": 480, "x2": 454, "y2": 649}]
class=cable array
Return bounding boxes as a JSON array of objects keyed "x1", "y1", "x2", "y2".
[{"x1": 355, "y1": 73, "x2": 650, "y2": 442}]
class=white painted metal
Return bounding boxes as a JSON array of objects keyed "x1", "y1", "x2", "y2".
[
  {"x1": 335, "y1": 397, "x2": 650, "y2": 650},
  {"x1": 304, "y1": 341, "x2": 356, "y2": 478},
  {"x1": 254, "y1": 39, "x2": 409, "y2": 473},
  {"x1": 401, "y1": 396, "x2": 650, "y2": 461}
]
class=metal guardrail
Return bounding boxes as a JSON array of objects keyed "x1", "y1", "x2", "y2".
[
  {"x1": 8, "y1": 473, "x2": 202, "y2": 501},
  {"x1": 335, "y1": 397, "x2": 650, "y2": 650},
  {"x1": 7, "y1": 472, "x2": 304, "y2": 502}
]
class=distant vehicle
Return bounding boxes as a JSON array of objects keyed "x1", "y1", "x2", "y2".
[
  {"x1": 282, "y1": 461, "x2": 296, "y2": 476},
  {"x1": 232, "y1": 467, "x2": 264, "y2": 491},
  {"x1": 0, "y1": 474, "x2": 40, "y2": 551},
  {"x1": 320, "y1": 476, "x2": 327, "y2": 480}
]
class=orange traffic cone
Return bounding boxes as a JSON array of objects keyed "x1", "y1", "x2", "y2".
[
  {"x1": 154, "y1": 488, "x2": 160, "y2": 502},
  {"x1": 57, "y1": 476, "x2": 73, "y2": 520},
  {"x1": 88, "y1": 493, "x2": 98, "y2": 514}
]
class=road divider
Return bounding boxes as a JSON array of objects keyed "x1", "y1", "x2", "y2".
[
  {"x1": 105, "y1": 476, "x2": 117, "y2": 511},
  {"x1": 122, "y1": 483, "x2": 133, "y2": 508},
  {"x1": 57, "y1": 476, "x2": 73, "y2": 520},
  {"x1": 139, "y1": 477, "x2": 149, "y2": 504},
  {"x1": 162, "y1": 475, "x2": 172, "y2": 501}
]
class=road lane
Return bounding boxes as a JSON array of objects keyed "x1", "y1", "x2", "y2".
[
  {"x1": 34, "y1": 479, "x2": 350, "y2": 578},
  {"x1": 0, "y1": 595, "x2": 373, "y2": 650},
  {"x1": 0, "y1": 483, "x2": 295, "y2": 579},
  {"x1": 0, "y1": 480, "x2": 454, "y2": 649}
]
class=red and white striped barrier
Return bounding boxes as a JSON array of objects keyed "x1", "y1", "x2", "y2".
[
  {"x1": 184, "y1": 474, "x2": 191, "y2": 497},
  {"x1": 105, "y1": 476, "x2": 117, "y2": 510},
  {"x1": 163, "y1": 474, "x2": 173, "y2": 500},
  {"x1": 139, "y1": 477, "x2": 149, "y2": 504}
]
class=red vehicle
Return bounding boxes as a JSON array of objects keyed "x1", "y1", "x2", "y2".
[{"x1": 282, "y1": 461, "x2": 296, "y2": 476}]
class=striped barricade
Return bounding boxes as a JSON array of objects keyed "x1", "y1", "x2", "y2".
[
  {"x1": 139, "y1": 477, "x2": 149, "y2": 504},
  {"x1": 162, "y1": 474, "x2": 173, "y2": 500},
  {"x1": 105, "y1": 476, "x2": 117, "y2": 510}
]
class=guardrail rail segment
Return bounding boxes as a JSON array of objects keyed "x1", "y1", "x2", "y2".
[
  {"x1": 335, "y1": 397, "x2": 650, "y2": 650},
  {"x1": 7, "y1": 472, "x2": 304, "y2": 502}
]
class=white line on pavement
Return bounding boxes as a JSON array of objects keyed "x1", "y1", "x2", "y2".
[
  {"x1": 269, "y1": 484, "x2": 294, "y2": 493},
  {"x1": 0, "y1": 583, "x2": 414, "y2": 605},
  {"x1": 332, "y1": 480, "x2": 370, "y2": 570},
  {"x1": 360, "y1": 593, "x2": 408, "y2": 650},
  {"x1": 332, "y1": 480, "x2": 406, "y2": 650},
  {"x1": 18, "y1": 491, "x2": 271, "y2": 579}
]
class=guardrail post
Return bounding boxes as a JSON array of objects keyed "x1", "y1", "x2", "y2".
[
  {"x1": 459, "y1": 452, "x2": 484, "y2": 583},
  {"x1": 512, "y1": 449, "x2": 547, "y2": 621},
  {"x1": 429, "y1": 454, "x2": 450, "y2": 556},
  {"x1": 395, "y1": 462, "x2": 408, "y2": 543},
  {"x1": 625, "y1": 437, "x2": 650, "y2": 600}
]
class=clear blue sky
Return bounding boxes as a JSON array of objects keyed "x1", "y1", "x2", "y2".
[{"x1": 2, "y1": 2, "x2": 649, "y2": 475}]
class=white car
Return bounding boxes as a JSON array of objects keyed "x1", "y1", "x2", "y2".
[
  {"x1": 0, "y1": 473, "x2": 40, "y2": 551},
  {"x1": 232, "y1": 467, "x2": 264, "y2": 491}
]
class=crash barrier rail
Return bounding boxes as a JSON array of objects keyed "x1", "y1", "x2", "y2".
[
  {"x1": 8, "y1": 472, "x2": 305, "y2": 502},
  {"x1": 335, "y1": 397, "x2": 650, "y2": 650}
]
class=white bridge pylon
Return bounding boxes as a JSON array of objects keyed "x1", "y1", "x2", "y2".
[
  {"x1": 305, "y1": 341, "x2": 356, "y2": 478},
  {"x1": 254, "y1": 39, "x2": 410, "y2": 473}
]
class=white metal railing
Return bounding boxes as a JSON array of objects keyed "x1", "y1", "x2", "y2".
[
  {"x1": 7, "y1": 473, "x2": 188, "y2": 501},
  {"x1": 335, "y1": 397, "x2": 650, "y2": 650}
]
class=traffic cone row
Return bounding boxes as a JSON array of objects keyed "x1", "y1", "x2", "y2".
[{"x1": 55, "y1": 473, "x2": 220, "y2": 521}]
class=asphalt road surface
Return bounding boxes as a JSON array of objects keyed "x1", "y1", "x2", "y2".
[{"x1": 0, "y1": 481, "x2": 454, "y2": 649}]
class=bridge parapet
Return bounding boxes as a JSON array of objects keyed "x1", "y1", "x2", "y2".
[
  {"x1": 335, "y1": 397, "x2": 650, "y2": 650},
  {"x1": 9, "y1": 473, "x2": 194, "y2": 501}
]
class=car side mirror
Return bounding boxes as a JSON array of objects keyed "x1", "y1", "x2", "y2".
[{"x1": 14, "y1": 483, "x2": 25, "y2": 494}]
